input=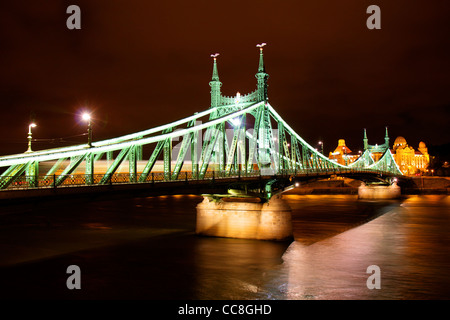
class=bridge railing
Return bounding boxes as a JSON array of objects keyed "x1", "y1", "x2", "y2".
[{"x1": 0, "y1": 167, "x2": 395, "y2": 191}]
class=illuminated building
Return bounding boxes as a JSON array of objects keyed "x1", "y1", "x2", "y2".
[
  {"x1": 392, "y1": 136, "x2": 430, "y2": 175},
  {"x1": 328, "y1": 139, "x2": 359, "y2": 165},
  {"x1": 328, "y1": 128, "x2": 431, "y2": 175}
]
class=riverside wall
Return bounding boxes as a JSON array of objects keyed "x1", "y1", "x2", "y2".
[{"x1": 284, "y1": 177, "x2": 450, "y2": 195}]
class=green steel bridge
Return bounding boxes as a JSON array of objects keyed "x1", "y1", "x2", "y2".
[{"x1": 0, "y1": 44, "x2": 402, "y2": 201}]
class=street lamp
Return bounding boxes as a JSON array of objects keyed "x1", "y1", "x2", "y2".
[
  {"x1": 318, "y1": 141, "x2": 323, "y2": 154},
  {"x1": 26, "y1": 123, "x2": 37, "y2": 153},
  {"x1": 82, "y1": 113, "x2": 92, "y2": 147}
]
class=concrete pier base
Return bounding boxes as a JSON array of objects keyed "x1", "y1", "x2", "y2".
[
  {"x1": 196, "y1": 196, "x2": 293, "y2": 241},
  {"x1": 358, "y1": 182, "x2": 401, "y2": 199}
]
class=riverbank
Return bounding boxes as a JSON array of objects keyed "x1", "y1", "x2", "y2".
[{"x1": 285, "y1": 177, "x2": 450, "y2": 195}]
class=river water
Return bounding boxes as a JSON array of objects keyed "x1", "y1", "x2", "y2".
[{"x1": 0, "y1": 194, "x2": 449, "y2": 300}]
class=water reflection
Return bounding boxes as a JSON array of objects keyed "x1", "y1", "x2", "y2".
[
  {"x1": 0, "y1": 194, "x2": 448, "y2": 299},
  {"x1": 264, "y1": 195, "x2": 450, "y2": 300}
]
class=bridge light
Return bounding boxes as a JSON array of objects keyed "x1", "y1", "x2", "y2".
[
  {"x1": 318, "y1": 141, "x2": 324, "y2": 154},
  {"x1": 82, "y1": 113, "x2": 91, "y2": 122},
  {"x1": 82, "y1": 112, "x2": 92, "y2": 147},
  {"x1": 230, "y1": 117, "x2": 241, "y2": 127},
  {"x1": 26, "y1": 123, "x2": 37, "y2": 153},
  {"x1": 235, "y1": 92, "x2": 241, "y2": 104}
]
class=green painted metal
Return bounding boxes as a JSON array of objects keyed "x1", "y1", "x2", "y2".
[
  {"x1": 94, "y1": 152, "x2": 104, "y2": 162},
  {"x1": 291, "y1": 136, "x2": 297, "y2": 170},
  {"x1": 139, "y1": 141, "x2": 164, "y2": 182},
  {"x1": 26, "y1": 161, "x2": 39, "y2": 188},
  {"x1": 0, "y1": 163, "x2": 29, "y2": 189},
  {"x1": 191, "y1": 129, "x2": 199, "y2": 179},
  {"x1": 138, "y1": 128, "x2": 173, "y2": 182},
  {"x1": 258, "y1": 106, "x2": 272, "y2": 171},
  {"x1": 200, "y1": 126, "x2": 212, "y2": 165},
  {"x1": 238, "y1": 114, "x2": 246, "y2": 172},
  {"x1": 55, "y1": 155, "x2": 87, "y2": 187},
  {"x1": 225, "y1": 117, "x2": 243, "y2": 175},
  {"x1": 209, "y1": 55, "x2": 222, "y2": 109},
  {"x1": 44, "y1": 157, "x2": 67, "y2": 179},
  {"x1": 364, "y1": 128, "x2": 368, "y2": 150},
  {"x1": 199, "y1": 124, "x2": 220, "y2": 179},
  {"x1": 172, "y1": 131, "x2": 193, "y2": 180},
  {"x1": 277, "y1": 122, "x2": 284, "y2": 172},
  {"x1": 217, "y1": 123, "x2": 226, "y2": 173},
  {"x1": 256, "y1": 45, "x2": 269, "y2": 102},
  {"x1": 163, "y1": 137, "x2": 172, "y2": 181},
  {"x1": 246, "y1": 106, "x2": 263, "y2": 173},
  {"x1": 1, "y1": 164, "x2": 22, "y2": 178},
  {"x1": 364, "y1": 127, "x2": 390, "y2": 154},
  {"x1": 0, "y1": 44, "x2": 403, "y2": 197},
  {"x1": 129, "y1": 146, "x2": 137, "y2": 183},
  {"x1": 293, "y1": 139, "x2": 302, "y2": 170},
  {"x1": 85, "y1": 153, "x2": 94, "y2": 185},
  {"x1": 100, "y1": 147, "x2": 131, "y2": 184}
]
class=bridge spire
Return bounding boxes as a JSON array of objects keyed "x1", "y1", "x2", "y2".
[
  {"x1": 384, "y1": 126, "x2": 390, "y2": 147},
  {"x1": 363, "y1": 128, "x2": 368, "y2": 150},
  {"x1": 255, "y1": 43, "x2": 269, "y2": 102},
  {"x1": 209, "y1": 53, "x2": 222, "y2": 108}
]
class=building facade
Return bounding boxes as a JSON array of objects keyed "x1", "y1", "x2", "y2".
[
  {"x1": 392, "y1": 136, "x2": 430, "y2": 175},
  {"x1": 328, "y1": 130, "x2": 430, "y2": 175},
  {"x1": 328, "y1": 139, "x2": 359, "y2": 165}
]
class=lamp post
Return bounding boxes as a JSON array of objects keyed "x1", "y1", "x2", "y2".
[
  {"x1": 318, "y1": 141, "x2": 323, "y2": 154},
  {"x1": 26, "y1": 123, "x2": 37, "y2": 153},
  {"x1": 82, "y1": 113, "x2": 92, "y2": 147}
]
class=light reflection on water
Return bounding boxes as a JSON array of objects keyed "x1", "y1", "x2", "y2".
[
  {"x1": 1, "y1": 194, "x2": 449, "y2": 299},
  {"x1": 260, "y1": 195, "x2": 450, "y2": 300}
]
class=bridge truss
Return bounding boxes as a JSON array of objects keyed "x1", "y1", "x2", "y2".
[{"x1": 0, "y1": 45, "x2": 402, "y2": 195}]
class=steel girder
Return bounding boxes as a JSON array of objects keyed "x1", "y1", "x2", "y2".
[{"x1": 0, "y1": 101, "x2": 402, "y2": 190}]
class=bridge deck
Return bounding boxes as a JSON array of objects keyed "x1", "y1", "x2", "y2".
[{"x1": 0, "y1": 169, "x2": 400, "y2": 205}]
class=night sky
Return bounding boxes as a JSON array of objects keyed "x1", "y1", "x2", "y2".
[{"x1": 0, "y1": 0, "x2": 449, "y2": 156}]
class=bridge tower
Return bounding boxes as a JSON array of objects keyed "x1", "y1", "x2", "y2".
[
  {"x1": 255, "y1": 43, "x2": 269, "y2": 102},
  {"x1": 363, "y1": 128, "x2": 368, "y2": 150},
  {"x1": 384, "y1": 126, "x2": 390, "y2": 147},
  {"x1": 363, "y1": 126, "x2": 390, "y2": 153},
  {"x1": 209, "y1": 53, "x2": 222, "y2": 109},
  {"x1": 255, "y1": 43, "x2": 272, "y2": 173}
]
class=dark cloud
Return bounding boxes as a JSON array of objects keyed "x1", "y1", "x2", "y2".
[{"x1": 0, "y1": 0, "x2": 449, "y2": 155}]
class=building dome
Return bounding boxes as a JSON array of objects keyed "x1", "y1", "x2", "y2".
[
  {"x1": 419, "y1": 141, "x2": 426, "y2": 148},
  {"x1": 393, "y1": 136, "x2": 407, "y2": 151},
  {"x1": 394, "y1": 136, "x2": 407, "y2": 146}
]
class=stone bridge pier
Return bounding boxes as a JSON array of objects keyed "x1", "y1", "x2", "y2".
[{"x1": 195, "y1": 195, "x2": 293, "y2": 241}]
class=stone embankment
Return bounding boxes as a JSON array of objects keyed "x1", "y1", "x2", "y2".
[{"x1": 284, "y1": 177, "x2": 450, "y2": 195}]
